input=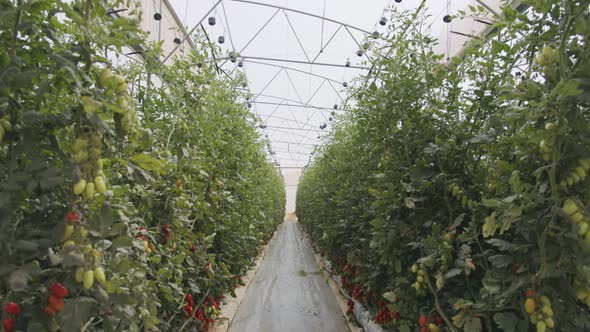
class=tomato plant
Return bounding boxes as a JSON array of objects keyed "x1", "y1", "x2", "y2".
[
  {"x1": 298, "y1": 1, "x2": 589, "y2": 331},
  {"x1": 0, "y1": 0, "x2": 284, "y2": 330}
]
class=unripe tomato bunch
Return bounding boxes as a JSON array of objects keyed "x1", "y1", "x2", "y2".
[
  {"x1": 560, "y1": 159, "x2": 590, "y2": 187},
  {"x1": 524, "y1": 289, "x2": 555, "y2": 332},
  {"x1": 72, "y1": 131, "x2": 106, "y2": 201},
  {"x1": 2, "y1": 301, "x2": 20, "y2": 332},
  {"x1": 574, "y1": 277, "x2": 590, "y2": 308},
  {"x1": 536, "y1": 46, "x2": 559, "y2": 67},
  {"x1": 97, "y1": 68, "x2": 139, "y2": 137},
  {"x1": 447, "y1": 183, "x2": 476, "y2": 209},
  {"x1": 0, "y1": 114, "x2": 12, "y2": 145},
  {"x1": 59, "y1": 211, "x2": 110, "y2": 292},
  {"x1": 562, "y1": 199, "x2": 590, "y2": 248},
  {"x1": 411, "y1": 264, "x2": 428, "y2": 296},
  {"x1": 539, "y1": 122, "x2": 557, "y2": 161}
]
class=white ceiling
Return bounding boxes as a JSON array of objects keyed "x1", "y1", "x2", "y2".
[{"x1": 137, "y1": 0, "x2": 503, "y2": 169}]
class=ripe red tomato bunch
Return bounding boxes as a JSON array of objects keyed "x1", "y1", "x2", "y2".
[
  {"x1": 352, "y1": 284, "x2": 365, "y2": 300},
  {"x1": 162, "y1": 224, "x2": 172, "y2": 244},
  {"x1": 183, "y1": 294, "x2": 223, "y2": 330},
  {"x1": 341, "y1": 275, "x2": 353, "y2": 295},
  {"x1": 354, "y1": 266, "x2": 363, "y2": 276},
  {"x1": 45, "y1": 283, "x2": 69, "y2": 317},
  {"x1": 346, "y1": 299, "x2": 355, "y2": 314},
  {"x1": 184, "y1": 293, "x2": 195, "y2": 316},
  {"x1": 374, "y1": 306, "x2": 400, "y2": 324},
  {"x1": 3, "y1": 301, "x2": 20, "y2": 332},
  {"x1": 64, "y1": 211, "x2": 79, "y2": 223}
]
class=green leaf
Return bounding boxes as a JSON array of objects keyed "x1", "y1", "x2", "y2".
[
  {"x1": 550, "y1": 79, "x2": 582, "y2": 98},
  {"x1": 464, "y1": 317, "x2": 482, "y2": 332},
  {"x1": 112, "y1": 236, "x2": 133, "y2": 249},
  {"x1": 492, "y1": 40, "x2": 505, "y2": 55},
  {"x1": 99, "y1": 203, "x2": 114, "y2": 227},
  {"x1": 399, "y1": 325, "x2": 411, "y2": 332},
  {"x1": 493, "y1": 312, "x2": 519, "y2": 331},
  {"x1": 383, "y1": 291, "x2": 397, "y2": 302},
  {"x1": 488, "y1": 254, "x2": 513, "y2": 268},
  {"x1": 370, "y1": 217, "x2": 384, "y2": 229},
  {"x1": 486, "y1": 238, "x2": 518, "y2": 252},
  {"x1": 150, "y1": 255, "x2": 162, "y2": 263},
  {"x1": 59, "y1": 297, "x2": 98, "y2": 332},
  {"x1": 130, "y1": 153, "x2": 168, "y2": 175}
]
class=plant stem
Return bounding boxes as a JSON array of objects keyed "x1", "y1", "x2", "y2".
[{"x1": 423, "y1": 267, "x2": 458, "y2": 332}]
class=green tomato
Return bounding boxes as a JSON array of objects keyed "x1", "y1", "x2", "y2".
[
  {"x1": 0, "y1": 118, "x2": 12, "y2": 132},
  {"x1": 98, "y1": 68, "x2": 112, "y2": 87},
  {"x1": 94, "y1": 176, "x2": 107, "y2": 194},
  {"x1": 572, "y1": 212, "x2": 584, "y2": 223},
  {"x1": 563, "y1": 199, "x2": 578, "y2": 215},
  {"x1": 84, "y1": 182, "x2": 95, "y2": 200},
  {"x1": 537, "y1": 54, "x2": 549, "y2": 66},
  {"x1": 545, "y1": 318, "x2": 555, "y2": 329},
  {"x1": 83, "y1": 270, "x2": 94, "y2": 289},
  {"x1": 75, "y1": 150, "x2": 89, "y2": 163},
  {"x1": 541, "y1": 305, "x2": 553, "y2": 317},
  {"x1": 73, "y1": 179, "x2": 87, "y2": 195},
  {"x1": 115, "y1": 82, "x2": 128, "y2": 95},
  {"x1": 94, "y1": 267, "x2": 106, "y2": 286},
  {"x1": 75, "y1": 266, "x2": 84, "y2": 283},
  {"x1": 575, "y1": 166, "x2": 586, "y2": 179}
]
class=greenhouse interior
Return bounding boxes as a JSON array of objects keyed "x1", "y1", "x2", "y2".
[{"x1": 0, "y1": 0, "x2": 588, "y2": 331}]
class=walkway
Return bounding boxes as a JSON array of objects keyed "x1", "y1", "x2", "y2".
[{"x1": 229, "y1": 218, "x2": 349, "y2": 332}]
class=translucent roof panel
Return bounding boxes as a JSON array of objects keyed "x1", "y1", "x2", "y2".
[{"x1": 136, "y1": 0, "x2": 506, "y2": 169}]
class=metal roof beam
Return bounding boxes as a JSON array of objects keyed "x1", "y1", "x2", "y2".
[
  {"x1": 218, "y1": 55, "x2": 369, "y2": 70},
  {"x1": 234, "y1": 59, "x2": 354, "y2": 85},
  {"x1": 252, "y1": 101, "x2": 342, "y2": 111},
  {"x1": 162, "y1": 0, "x2": 222, "y2": 63},
  {"x1": 228, "y1": 0, "x2": 372, "y2": 35},
  {"x1": 266, "y1": 125, "x2": 324, "y2": 132}
]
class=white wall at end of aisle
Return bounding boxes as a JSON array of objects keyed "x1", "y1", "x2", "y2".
[{"x1": 282, "y1": 169, "x2": 302, "y2": 214}]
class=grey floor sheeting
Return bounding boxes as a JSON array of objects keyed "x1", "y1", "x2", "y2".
[{"x1": 229, "y1": 219, "x2": 349, "y2": 332}]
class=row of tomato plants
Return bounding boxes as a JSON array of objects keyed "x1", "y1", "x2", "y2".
[
  {"x1": 298, "y1": 1, "x2": 589, "y2": 332},
  {"x1": 0, "y1": 0, "x2": 285, "y2": 331}
]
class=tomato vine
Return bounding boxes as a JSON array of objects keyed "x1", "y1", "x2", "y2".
[
  {"x1": 0, "y1": 0, "x2": 285, "y2": 331},
  {"x1": 298, "y1": 1, "x2": 589, "y2": 331}
]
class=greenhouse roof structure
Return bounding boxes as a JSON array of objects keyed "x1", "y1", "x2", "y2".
[{"x1": 132, "y1": 0, "x2": 508, "y2": 169}]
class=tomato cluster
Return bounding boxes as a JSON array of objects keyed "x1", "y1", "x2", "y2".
[
  {"x1": 524, "y1": 290, "x2": 555, "y2": 331},
  {"x1": 297, "y1": 2, "x2": 589, "y2": 330},
  {"x1": 374, "y1": 306, "x2": 400, "y2": 324},
  {"x1": 447, "y1": 183, "x2": 477, "y2": 209},
  {"x1": 2, "y1": 302, "x2": 20, "y2": 332},
  {"x1": 44, "y1": 283, "x2": 69, "y2": 317},
  {"x1": 410, "y1": 264, "x2": 428, "y2": 296},
  {"x1": 161, "y1": 223, "x2": 172, "y2": 245},
  {"x1": 418, "y1": 315, "x2": 443, "y2": 332},
  {"x1": 184, "y1": 294, "x2": 222, "y2": 330},
  {"x1": 346, "y1": 299, "x2": 355, "y2": 314}
]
